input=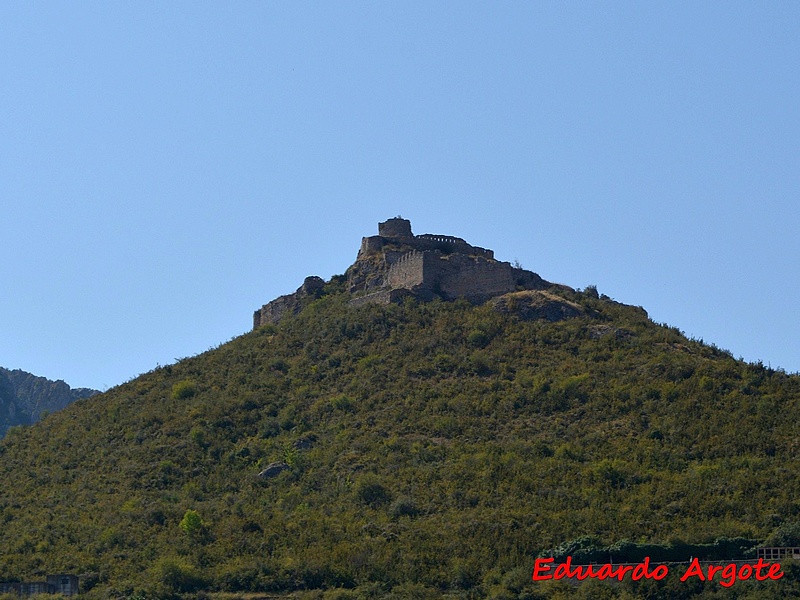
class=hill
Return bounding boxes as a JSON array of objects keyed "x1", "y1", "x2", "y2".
[
  {"x1": 0, "y1": 220, "x2": 798, "y2": 599},
  {"x1": 0, "y1": 367, "x2": 98, "y2": 439}
]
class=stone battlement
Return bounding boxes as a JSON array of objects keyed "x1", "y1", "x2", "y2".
[
  {"x1": 416, "y1": 234, "x2": 462, "y2": 244},
  {"x1": 358, "y1": 218, "x2": 494, "y2": 260}
]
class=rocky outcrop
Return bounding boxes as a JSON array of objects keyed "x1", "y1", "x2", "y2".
[
  {"x1": 253, "y1": 276, "x2": 325, "y2": 328},
  {"x1": 258, "y1": 461, "x2": 290, "y2": 478},
  {"x1": 490, "y1": 290, "x2": 585, "y2": 322}
]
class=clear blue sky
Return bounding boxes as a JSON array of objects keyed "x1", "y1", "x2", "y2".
[{"x1": 2, "y1": 2, "x2": 798, "y2": 390}]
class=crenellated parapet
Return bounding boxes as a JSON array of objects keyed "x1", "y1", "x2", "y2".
[
  {"x1": 416, "y1": 234, "x2": 463, "y2": 244},
  {"x1": 414, "y1": 234, "x2": 493, "y2": 259},
  {"x1": 358, "y1": 220, "x2": 494, "y2": 261}
]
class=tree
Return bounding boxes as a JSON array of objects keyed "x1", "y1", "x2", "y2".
[{"x1": 179, "y1": 509, "x2": 204, "y2": 536}]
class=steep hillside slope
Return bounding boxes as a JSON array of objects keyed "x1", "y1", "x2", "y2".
[
  {"x1": 0, "y1": 283, "x2": 797, "y2": 598},
  {"x1": 0, "y1": 367, "x2": 98, "y2": 438}
]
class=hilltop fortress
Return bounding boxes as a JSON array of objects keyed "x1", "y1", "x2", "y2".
[
  {"x1": 349, "y1": 217, "x2": 549, "y2": 304},
  {"x1": 254, "y1": 217, "x2": 571, "y2": 328}
]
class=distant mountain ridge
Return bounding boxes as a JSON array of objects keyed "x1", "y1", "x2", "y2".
[{"x1": 0, "y1": 367, "x2": 99, "y2": 438}]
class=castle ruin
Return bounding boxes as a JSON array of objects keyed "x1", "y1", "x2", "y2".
[{"x1": 253, "y1": 217, "x2": 554, "y2": 328}]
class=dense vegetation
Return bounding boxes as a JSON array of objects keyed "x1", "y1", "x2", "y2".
[{"x1": 0, "y1": 281, "x2": 798, "y2": 599}]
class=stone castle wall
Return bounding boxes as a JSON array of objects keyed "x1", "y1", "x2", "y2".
[
  {"x1": 381, "y1": 249, "x2": 548, "y2": 304},
  {"x1": 358, "y1": 233, "x2": 494, "y2": 262},
  {"x1": 414, "y1": 236, "x2": 493, "y2": 259},
  {"x1": 349, "y1": 288, "x2": 413, "y2": 307},
  {"x1": 434, "y1": 255, "x2": 518, "y2": 302},
  {"x1": 386, "y1": 250, "x2": 426, "y2": 289}
]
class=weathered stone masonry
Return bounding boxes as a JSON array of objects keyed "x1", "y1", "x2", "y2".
[
  {"x1": 386, "y1": 250, "x2": 426, "y2": 289},
  {"x1": 253, "y1": 217, "x2": 556, "y2": 328}
]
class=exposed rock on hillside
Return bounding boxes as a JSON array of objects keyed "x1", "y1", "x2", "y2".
[
  {"x1": 253, "y1": 276, "x2": 325, "y2": 329},
  {"x1": 490, "y1": 290, "x2": 586, "y2": 322},
  {"x1": 0, "y1": 367, "x2": 99, "y2": 438},
  {"x1": 258, "y1": 461, "x2": 290, "y2": 478}
]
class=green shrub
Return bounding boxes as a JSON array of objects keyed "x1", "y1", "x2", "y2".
[
  {"x1": 179, "y1": 509, "x2": 204, "y2": 535},
  {"x1": 170, "y1": 379, "x2": 196, "y2": 400},
  {"x1": 151, "y1": 556, "x2": 206, "y2": 594},
  {"x1": 390, "y1": 497, "x2": 420, "y2": 519},
  {"x1": 355, "y1": 475, "x2": 392, "y2": 507}
]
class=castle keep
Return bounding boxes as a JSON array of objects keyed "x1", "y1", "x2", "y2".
[{"x1": 253, "y1": 217, "x2": 555, "y2": 328}]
